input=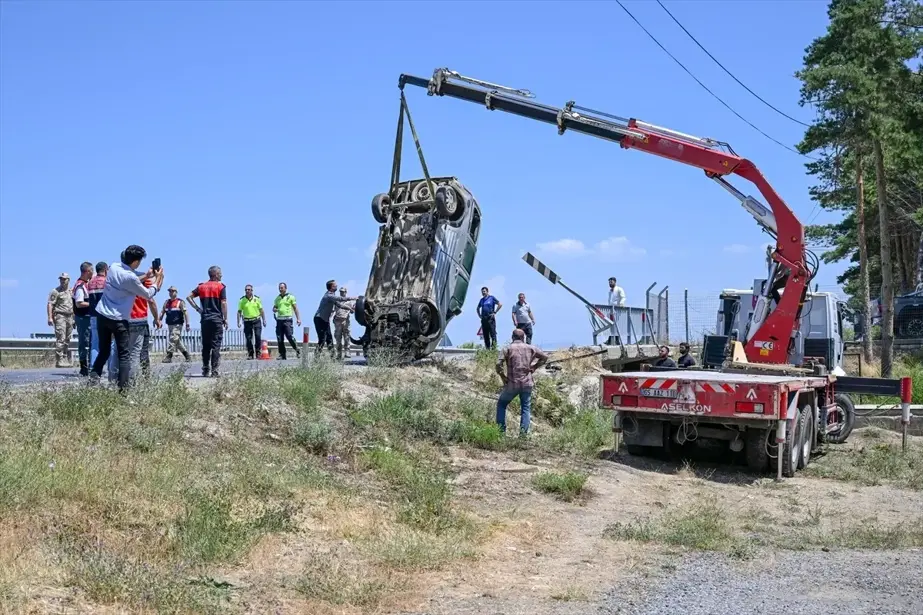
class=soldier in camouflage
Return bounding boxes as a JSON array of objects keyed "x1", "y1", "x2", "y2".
[
  {"x1": 333, "y1": 286, "x2": 355, "y2": 360},
  {"x1": 47, "y1": 272, "x2": 75, "y2": 368}
]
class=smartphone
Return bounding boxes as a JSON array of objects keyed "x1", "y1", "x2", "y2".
[{"x1": 152, "y1": 258, "x2": 161, "y2": 272}]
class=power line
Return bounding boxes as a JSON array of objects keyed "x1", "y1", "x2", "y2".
[
  {"x1": 656, "y1": 1, "x2": 811, "y2": 127},
  {"x1": 614, "y1": 0, "x2": 813, "y2": 160}
]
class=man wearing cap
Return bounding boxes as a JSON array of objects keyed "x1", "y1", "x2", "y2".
[
  {"x1": 162, "y1": 286, "x2": 192, "y2": 363},
  {"x1": 237, "y1": 285, "x2": 266, "y2": 360},
  {"x1": 47, "y1": 272, "x2": 75, "y2": 368},
  {"x1": 332, "y1": 286, "x2": 355, "y2": 360}
]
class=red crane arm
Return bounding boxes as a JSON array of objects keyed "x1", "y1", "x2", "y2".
[{"x1": 398, "y1": 69, "x2": 810, "y2": 365}]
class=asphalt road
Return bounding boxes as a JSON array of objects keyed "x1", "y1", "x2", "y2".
[{"x1": 0, "y1": 355, "x2": 368, "y2": 386}]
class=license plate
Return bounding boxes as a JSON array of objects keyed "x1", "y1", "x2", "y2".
[{"x1": 640, "y1": 388, "x2": 678, "y2": 398}]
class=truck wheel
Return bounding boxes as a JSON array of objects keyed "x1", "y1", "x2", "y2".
[
  {"x1": 797, "y1": 404, "x2": 812, "y2": 470},
  {"x1": 827, "y1": 393, "x2": 855, "y2": 444},
  {"x1": 435, "y1": 186, "x2": 466, "y2": 222},
  {"x1": 745, "y1": 428, "x2": 770, "y2": 473},
  {"x1": 372, "y1": 194, "x2": 391, "y2": 224},
  {"x1": 782, "y1": 411, "x2": 801, "y2": 478}
]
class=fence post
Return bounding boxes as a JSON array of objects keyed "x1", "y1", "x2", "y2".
[
  {"x1": 664, "y1": 288, "x2": 670, "y2": 344},
  {"x1": 301, "y1": 327, "x2": 310, "y2": 367},
  {"x1": 684, "y1": 288, "x2": 690, "y2": 344}
]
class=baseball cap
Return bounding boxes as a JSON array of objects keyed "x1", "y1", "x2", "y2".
[{"x1": 59, "y1": 272, "x2": 70, "y2": 279}]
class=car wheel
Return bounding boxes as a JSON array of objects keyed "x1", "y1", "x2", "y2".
[
  {"x1": 827, "y1": 393, "x2": 856, "y2": 444},
  {"x1": 355, "y1": 296, "x2": 373, "y2": 328},
  {"x1": 410, "y1": 300, "x2": 441, "y2": 338},
  {"x1": 435, "y1": 186, "x2": 466, "y2": 222},
  {"x1": 371, "y1": 194, "x2": 391, "y2": 224}
]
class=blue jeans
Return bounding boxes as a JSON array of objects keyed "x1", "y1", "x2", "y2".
[
  {"x1": 75, "y1": 315, "x2": 92, "y2": 373},
  {"x1": 496, "y1": 386, "x2": 533, "y2": 435},
  {"x1": 90, "y1": 316, "x2": 100, "y2": 366}
]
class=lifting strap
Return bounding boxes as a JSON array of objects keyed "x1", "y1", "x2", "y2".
[{"x1": 390, "y1": 92, "x2": 436, "y2": 201}]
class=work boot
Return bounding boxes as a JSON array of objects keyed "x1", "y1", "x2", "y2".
[
  {"x1": 296, "y1": 349, "x2": 301, "y2": 359},
  {"x1": 202, "y1": 367, "x2": 210, "y2": 378},
  {"x1": 162, "y1": 356, "x2": 173, "y2": 364},
  {"x1": 277, "y1": 356, "x2": 286, "y2": 361},
  {"x1": 183, "y1": 351, "x2": 192, "y2": 361}
]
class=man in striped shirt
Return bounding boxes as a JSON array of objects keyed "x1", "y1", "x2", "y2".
[{"x1": 188, "y1": 266, "x2": 228, "y2": 377}]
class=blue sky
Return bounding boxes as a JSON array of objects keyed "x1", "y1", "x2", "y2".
[{"x1": 0, "y1": 0, "x2": 846, "y2": 346}]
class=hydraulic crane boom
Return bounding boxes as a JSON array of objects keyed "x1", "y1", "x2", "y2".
[{"x1": 398, "y1": 68, "x2": 814, "y2": 366}]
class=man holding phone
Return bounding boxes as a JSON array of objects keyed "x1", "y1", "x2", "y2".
[{"x1": 90, "y1": 245, "x2": 164, "y2": 393}]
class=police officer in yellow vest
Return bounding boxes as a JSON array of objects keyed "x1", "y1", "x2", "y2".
[{"x1": 237, "y1": 284, "x2": 267, "y2": 360}]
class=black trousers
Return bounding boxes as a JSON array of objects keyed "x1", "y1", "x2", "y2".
[
  {"x1": 276, "y1": 319, "x2": 299, "y2": 358},
  {"x1": 481, "y1": 315, "x2": 497, "y2": 349},
  {"x1": 201, "y1": 319, "x2": 224, "y2": 372},
  {"x1": 515, "y1": 322, "x2": 533, "y2": 344},
  {"x1": 243, "y1": 319, "x2": 262, "y2": 358},
  {"x1": 91, "y1": 316, "x2": 131, "y2": 392},
  {"x1": 313, "y1": 316, "x2": 333, "y2": 353}
]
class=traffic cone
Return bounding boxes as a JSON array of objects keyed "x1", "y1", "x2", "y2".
[{"x1": 259, "y1": 340, "x2": 271, "y2": 360}]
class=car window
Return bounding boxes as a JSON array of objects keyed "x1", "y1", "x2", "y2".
[{"x1": 469, "y1": 203, "x2": 481, "y2": 243}]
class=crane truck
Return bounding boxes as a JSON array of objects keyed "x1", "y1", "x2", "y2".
[{"x1": 398, "y1": 68, "x2": 914, "y2": 478}]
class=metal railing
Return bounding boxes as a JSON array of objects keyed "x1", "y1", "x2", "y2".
[{"x1": 587, "y1": 304, "x2": 656, "y2": 346}]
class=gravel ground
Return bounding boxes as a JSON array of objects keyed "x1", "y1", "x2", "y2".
[{"x1": 600, "y1": 549, "x2": 923, "y2": 615}]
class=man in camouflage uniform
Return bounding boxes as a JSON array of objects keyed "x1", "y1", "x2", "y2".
[
  {"x1": 332, "y1": 286, "x2": 355, "y2": 360},
  {"x1": 47, "y1": 272, "x2": 75, "y2": 368}
]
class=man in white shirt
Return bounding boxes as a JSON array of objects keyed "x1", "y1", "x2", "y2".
[
  {"x1": 608, "y1": 277, "x2": 626, "y2": 307},
  {"x1": 607, "y1": 277, "x2": 626, "y2": 346}
]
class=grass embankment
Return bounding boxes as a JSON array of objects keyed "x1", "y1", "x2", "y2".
[{"x1": 0, "y1": 356, "x2": 610, "y2": 613}]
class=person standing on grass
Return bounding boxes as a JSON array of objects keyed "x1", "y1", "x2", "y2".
[
  {"x1": 313, "y1": 280, "x2": 356, "y2": 358},
  {"x1": 87, "y1": 262, "x2": 108, "y2": 368},
  {"x1": 162, "y1": 286, "x2": 192, "y2": 363},
  {"x1": 477, "y1": 286, "x2": 502, "y2": 350},
  {"x1": 187, "y1": 266, "x2": 228, "y2": 378},
  {"x1": 494, "y1": 328, "x2": 548, "y2": 436},
  {"x1": 273, "y1": 282, "x2": 302, "y2": 360},
  {"x1": 332, "y1": 286, "x2": 355, "y2": 360},
  {"x1": 90, "y1": 245, "x2": 164, "y2": 393},
  {"x1": 47, "y1": 272, "x2": 75, "y2": 368},
  {"x1": 72, "y1": 262, "x2": 94, "y2": 376},
  {"x1": 237, "y1": 284, "x2": 266, "y2": 360},
  {"x1": 511, "y1": 292, "x2": 536, "y2": 344}
]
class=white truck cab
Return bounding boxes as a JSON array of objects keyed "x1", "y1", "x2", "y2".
[{"x1": 709, "y1": 280, "x2": 848, "y2": 374}]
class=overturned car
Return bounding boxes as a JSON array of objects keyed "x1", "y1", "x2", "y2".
[{"x1": 353, "y1": 176, "x2": 481, "y2": 360}]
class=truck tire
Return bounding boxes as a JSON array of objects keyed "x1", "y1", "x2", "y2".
[
  {"x1": 797, "y1": 403, "x2": 812, "y2": 470},
  {"x1": 827, "y1": 393, "x2": 855, "y2": 444},
  {"x1": 354, "y1": 297, "x2": 373, "y2": 328},
  {"x1": 745, "y1": 428, "x2": 770, "y2": 473},
  {"x1": 372, "y1": 194, "x2": 391, "y2": 224},
  {"x1": 782, "y1": 410, "x2": 801, "y2": 478}
]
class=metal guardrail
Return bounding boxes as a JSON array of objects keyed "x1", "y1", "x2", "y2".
[
  {"x1": 1, "y1": 331, "x2": 476, "y2": 358},
  {"x1": 588, "y1": 304, "x2": 656, "y2": 346}
]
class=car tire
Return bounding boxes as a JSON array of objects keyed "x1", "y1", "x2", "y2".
[
  {"x1": 372, "y1": 194, "x2": 391, "y2": 224},
  {"x1": 354, "y1": 296, "x2": 373, "y2": 328},
  {"x1": 410, "y1": 301, "x2": 441, "y2": 338},
  {"x1": 827, "y1": 393, "x2": 855, "y2": 444},
  {"x1": 435, "y1": 186, "x2": 465, "y2": 222}
]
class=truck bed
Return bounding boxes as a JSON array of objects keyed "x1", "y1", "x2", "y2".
[{"x1": 600, "y1": 370, "x2": 832, "y2": 420}]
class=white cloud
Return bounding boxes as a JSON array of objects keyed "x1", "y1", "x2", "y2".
[
  {"x1": 594, "y1": 236, "x2": 647, "y2": 262},
  {"x1": 536, "y1": 238, "x2": 588, "y2": 256},
  {"x1": 723, "y1": 243, "x2": 751, "y2": 254},
  {"x1": 535, "y1": 236, "x2": 645, "y2": 263},
  {"x1": 0, "y1": 279, "x2": 19, "y2": 289}
]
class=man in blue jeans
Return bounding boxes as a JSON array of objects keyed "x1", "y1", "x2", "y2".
[
  {"x1": 72, "y1": 262, "x2": 94, "y2": 376},
  {"x1": 494, "y1": 328, "x2": 548, "y2": 436},
  {"x1": 477, "y1": 286, "x2": 502, "y2": 350}
]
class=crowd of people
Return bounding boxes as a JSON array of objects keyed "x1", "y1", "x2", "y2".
[{"x1": 48, "y1": 244, "x2": 359, "y2": 393}]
